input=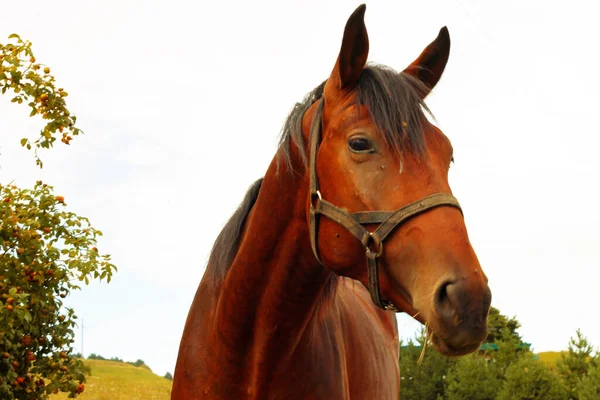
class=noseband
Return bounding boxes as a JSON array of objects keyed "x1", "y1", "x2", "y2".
[{"x1": 308, "y1": 98, "x2": 463, "y2": 311}]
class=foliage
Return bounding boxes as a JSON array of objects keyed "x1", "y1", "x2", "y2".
[
  {"x1": 498, "y1": 356, "x2": 568, "y2": 400},
  {"x1": 445, "y1": 352, "x2": 502, "y2": 400},
  {"x1": 163, "y1": 372, "x2": 173, "y2": 381},
  {"x1": 486, "y1": 307, "x2": 521, "y2": 344},
  {"x1": 399, "y1": 329, "x2": 452, "y2": 400},
  {"x1": 49, "y1": 359, "x2": 172, "y2": 400},
  {"x1": 557, "y1": 329, "x2": 598, "y2": 400},
  {"x1": 577, "y1": 363, "x2": 600, "y2": 400},
  {"x1": 87, "y1": 354, "x2": 106, "y2": 361},
  {"x1": 395, "y1": 308, "x2": 600, "y2": 400},
  {"x1": 491, "y1": 334, "x2": 529, "y2": 378},
  {"x1": 87, "y1": 354, "x2": 147, "y2": 369},
  {"x1": 0, "y1": 182, "x2": 116, "y2": 399},
  {"x1": 127, "y1": 359, "x2": 146, "y2": 368},
  {"x1": 1, "y1": 34, "x2": 83, "y2": 168}
]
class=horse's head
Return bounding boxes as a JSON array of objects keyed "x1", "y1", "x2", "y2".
[{"x1": 302, "y1": 5, "x2": 491, "y2": 356}]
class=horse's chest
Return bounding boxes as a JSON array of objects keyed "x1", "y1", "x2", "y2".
[{"x1": 268, "y1": 305, "x2": 400, "y2": 399}]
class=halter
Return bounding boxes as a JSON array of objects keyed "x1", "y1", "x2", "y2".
[{"x1": 308, "y1": 98, "x2": 463, "y2": 311}]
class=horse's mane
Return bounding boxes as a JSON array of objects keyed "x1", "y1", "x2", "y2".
[
  {"x1": 206, "y1": 64, "x2": 432, "y2": 285},
  {"x1": 206, "y1": 178, "x2": 263, "y2": 285},
  {"x1": 277, "y1": 64, "x2": 432, "y2": 174}
]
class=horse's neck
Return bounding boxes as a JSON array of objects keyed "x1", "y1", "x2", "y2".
[{"x1": 215, "y1": 158, "x2": 333, "y2": 378}]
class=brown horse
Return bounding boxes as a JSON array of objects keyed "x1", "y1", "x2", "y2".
[{"x1": 172, "y1": 4, "x2": 491, "y2": 399}]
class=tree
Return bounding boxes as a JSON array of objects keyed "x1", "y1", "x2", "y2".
[
  {"x1": 399, "y1": 328, "x2": 452, "y2": 400},
  {"x1": 577, "y1": 363, "x2": 600, "y2": 400},
  {"x1": 1, "y1": 34, "x2": 82, "y2": 168},
  {"x1": 498, "y1": 356, "x2": 567, "y2": 400},
  {"x1": 0, "y1": 182, "x2": 116, "y2": 398},
  {"x1": 128, "y1": 359, "x2": 146, "y2": 367},
  {"x1": 164, "y1": 372, "x2": 173, "y2": 381},
  {"x1": 445, "y1": 352, "x2": 502, "y2": 400},
  {"x1": 485, "y1": 306, "x2": 521, "y2": 344},
  {"x1": 1, "y1": 34, "x2": 116, "y2": 399},
  {"x1": 557, "y1": 329, "x2": 598, "y2": 400}
]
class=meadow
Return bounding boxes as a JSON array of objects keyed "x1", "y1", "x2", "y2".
[{"x1": 50, "y1": 359, "x2": 172, "y2": 400}]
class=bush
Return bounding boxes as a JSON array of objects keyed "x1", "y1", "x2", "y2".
[
  {"x1": 164, "y1": 372, "x2": 173, "y2": 381},
  {"x1": 445, "y1": 353, "x2": 502, "y2": 400},
  {"x1": 399, "y1": 333, "x2": 452, "y2": 400},
  {"x1": 577, "y1": 363, "x2": 600, "y2": 400},
  {"x1": 127, "y1": 359, "x2": 145, "y2": 367},
  {"x1": 558, "y1": 329, "x2": 598, "y2": 400},
  {"x1": 498, "y1": 356, "x2": 567, "y2": 400}
]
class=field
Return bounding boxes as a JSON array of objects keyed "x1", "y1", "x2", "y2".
[
  {"x1": 50, "y1": 359, "x2": 172, "y2": 400},
  {"x1": 537, "y1": 351, "x2": 566, "y2": 370}
]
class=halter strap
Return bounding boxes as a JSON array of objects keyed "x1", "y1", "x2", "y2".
[{"x1": 307, "y1": 97, "x2": 463, "y2": 311}]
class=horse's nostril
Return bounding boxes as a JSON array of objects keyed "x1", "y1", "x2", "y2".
[{"x1": 435, "y1": 280, "x2": 457, "y2": 321}]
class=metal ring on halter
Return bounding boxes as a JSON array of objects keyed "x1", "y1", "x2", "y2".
[
  {"x1": 310, "y1": 190, "x2": 322, "y2": 208},
  {"x1": 365, "y1": 234, "x2": 383, "y2": 259}
]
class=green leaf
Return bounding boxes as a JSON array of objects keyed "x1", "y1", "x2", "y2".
[
  {"x1": 23, "y1": 311, "x2": 32, "y2": 323},
  {"x1": 8, "y1": 33, "x2": 20, "y2": 39},
  {"x1": 20, "y1": 138, "x2": 28, "y2": 147}
]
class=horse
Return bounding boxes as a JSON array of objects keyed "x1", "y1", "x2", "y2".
[{"x1": 172, "y1": 4, "x2": 491, "y2": 399}]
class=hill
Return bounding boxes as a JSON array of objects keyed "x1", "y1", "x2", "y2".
[
  {"x1": 537, "y1": 351, "x2": 567, "y2": 370},
  {"x1": 50, "y1": 359, "x2": 172, "y2": 400}
]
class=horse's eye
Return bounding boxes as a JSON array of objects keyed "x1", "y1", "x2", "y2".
[{"x1": 348, "y1": 137, "x2": 373, "y2": 153}]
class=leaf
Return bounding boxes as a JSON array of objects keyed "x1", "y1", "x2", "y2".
[
  {"x1": 8, "y1": 33, "x2": 20, "y2": 39},
  {"x1": 23, "y1": 311, "x2": 32, "y2": 323},
  {"x1": 20, "y1": 138, "x2": 28, "y2": 146}
]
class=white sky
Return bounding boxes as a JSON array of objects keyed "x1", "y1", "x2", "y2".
[{"x1": 1, "y1": 0, "x2": 599, "y2": 376}]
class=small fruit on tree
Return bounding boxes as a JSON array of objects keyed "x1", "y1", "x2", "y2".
[
  {"x1": 1, "y1": 33, "x2": 82, "y2": 168},
  {"x1": 0, "y1": 182, "x2": 116, "y2": 399}
]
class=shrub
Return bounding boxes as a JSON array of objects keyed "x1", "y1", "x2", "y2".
[{"x1": 498, "y1": 356, "x2": 567, "y2": 400}]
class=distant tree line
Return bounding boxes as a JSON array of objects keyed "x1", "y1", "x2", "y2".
[
  {"x1": 400, "y1": 307, "x2": 600, "y2": 399},
  {"x1": 83, "y1": 354, "x2": 174, "y2": 380},
  {"x1": 86, "y1": 353, "x2": 147, "y2": 368}
]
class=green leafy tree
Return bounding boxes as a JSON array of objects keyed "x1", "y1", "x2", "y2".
[
  {"x1": 492, "y1": 332, "x2": 529, "y2": 378},
  {"x1": 399, "y1": 329, "x2": 452, "y2": 400},
  {"x1": 445, "y1": 352, "x2": 502, "y2": 400},
  {"x1": 498, "y1": 356, "x2": 567, "y2": 400},
  {"x1": 1, "y1": 34, "x2": 82, "y2": 168},
  {"x1": 1, "y1": 34, "x2": 116, "y2": 399},
  {"x1": 577, "y1": 363, "x2": 600, "y2": 400},
  {"x1": 0, "y1": 183, "x2": 116, "y2": 398},
  {"x1": 557, "y1": 329, "x2": 598, "y2": 400},
  {"x1": 128, "y1": 359, "x2": 146, "y2": 368},
  {"x1": 486, "y1": 306, "x2": 521, "y2": 344}
]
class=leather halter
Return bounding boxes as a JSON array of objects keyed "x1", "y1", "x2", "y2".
[{"x1": 308, "y1": 98, "x2": 463, "y2": 311}]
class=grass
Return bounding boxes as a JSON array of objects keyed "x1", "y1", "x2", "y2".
[
  {"x1": 538, "y1": 351, "x2": 566, "y2": 370},
  {"x1": 50, "y1": 359, "x2": 172, "y2": 400}
]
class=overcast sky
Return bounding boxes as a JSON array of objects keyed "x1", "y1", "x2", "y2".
[{"x1": 1, "y1": 0, "x2": 599, "y2": 376}]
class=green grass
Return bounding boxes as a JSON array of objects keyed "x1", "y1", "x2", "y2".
[{"x1": 50, "y1": 359, "x2": 172, "y2": 400}]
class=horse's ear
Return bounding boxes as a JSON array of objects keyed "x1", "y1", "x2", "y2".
[
  {"x1": 325, "y1": 4, "x2": 369, "y2": 98},
  {"x1": 403, "y1": 27, "x2": 451, "y2": 95}
]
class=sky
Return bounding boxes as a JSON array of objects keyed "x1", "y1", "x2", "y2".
[{"x1": 1, "y1": 0, "x2": 599, "y2": 377}]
